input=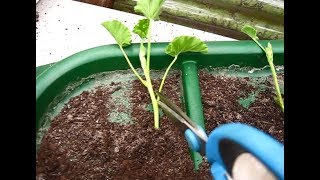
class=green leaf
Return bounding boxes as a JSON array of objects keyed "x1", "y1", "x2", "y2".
[
  {"x1": 101, "y1": 20, "x2": 132, "y2": 47},
  {"x1": 134, "y1": 0, "x2": 165, "y2": 20},
  {"x1": 139, "y1": 43, "x2": 147, "y2": 70},
  {"x1": 265, "y1": 42, "x2": 273, "y2": 62},
  {"x1": 165, "y1": 36, "x2": 208, "y2": 57},
  {"x1": 133, "y1": 18, "x2": 150, "y2": 39},
  {"x1": 241, "y1": 25, "x2": 259, "y2": 41}
]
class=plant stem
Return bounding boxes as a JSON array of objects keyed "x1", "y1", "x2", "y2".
[
  {"x1": 145, "y1": 19, "x2": 159, "y2": 129},
  {"x1": 139, "y1": 42, "x2": 147, "y2": 73},
  {"x1": 253, "y1": 39, "x2": 266, "y2": 51},
  {"x1": 252, "y1": 41, "x2": 284, "y2": 112},
  {"x1": 145, "y1": 76, "x2": 160, "y2": 129},
  {"x1": 119, "y1": 46, "x2": 147, "y2": 87},
  {"x1": 158, "y1": 55, "x2": 178, "y2": 95},
  {"x1": 268, "y1": 59, "x2": 284, "y2": 112},
  {"x1": 146, "y1": 20, "x2": 152, "y2": 70}
]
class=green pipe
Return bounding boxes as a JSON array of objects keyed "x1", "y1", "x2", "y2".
[{"x1": 181, "y1": 60, "x2": 205, "y2": 171}]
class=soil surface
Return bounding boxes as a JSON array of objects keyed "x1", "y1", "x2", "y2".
[
  {"x1": 199, "y1": 70, "x2": 284, "y2": 143},
  {"x1": 37, "y1": 73, "x2": 211, "y2": 179},
  {"x1": 36, "y1": 71, "x2": 284, "y2": 179}
]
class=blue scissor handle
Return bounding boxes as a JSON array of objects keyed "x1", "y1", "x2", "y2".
[{"x1": 185, "y1": 123, "x2": 284, "y2": 180}]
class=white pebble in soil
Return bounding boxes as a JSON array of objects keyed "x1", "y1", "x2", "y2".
[{"x1": 114, "y1": 147, "x2": 119, "y2": 153}]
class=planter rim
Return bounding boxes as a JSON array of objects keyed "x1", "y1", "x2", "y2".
[{"x1": 36, "y1": 40, "x2": 284, "y2": 102}]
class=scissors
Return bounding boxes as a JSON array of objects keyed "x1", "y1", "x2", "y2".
[{"x1": 156, "y1": 91, "x2": 284, "y2": 180}]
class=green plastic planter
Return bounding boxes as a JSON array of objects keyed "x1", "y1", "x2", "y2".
[{"x1": 36, "y1": 40, "x2": 284, "y2": 170}]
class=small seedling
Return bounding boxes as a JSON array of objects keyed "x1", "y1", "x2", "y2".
[
  {"x1": 160, "y1": 36, "x2": 208, "y2": 94},
  {"x1": 241, "y1": 25, "x2": 284, "y2": 112},
  {"x1": 102, "y1": 0, "x2": 207, "y2": 129}
]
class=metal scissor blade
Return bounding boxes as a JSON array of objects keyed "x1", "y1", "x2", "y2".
[{"x1": 156, "y1": 91, "x2": 208, "y2": 142}]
